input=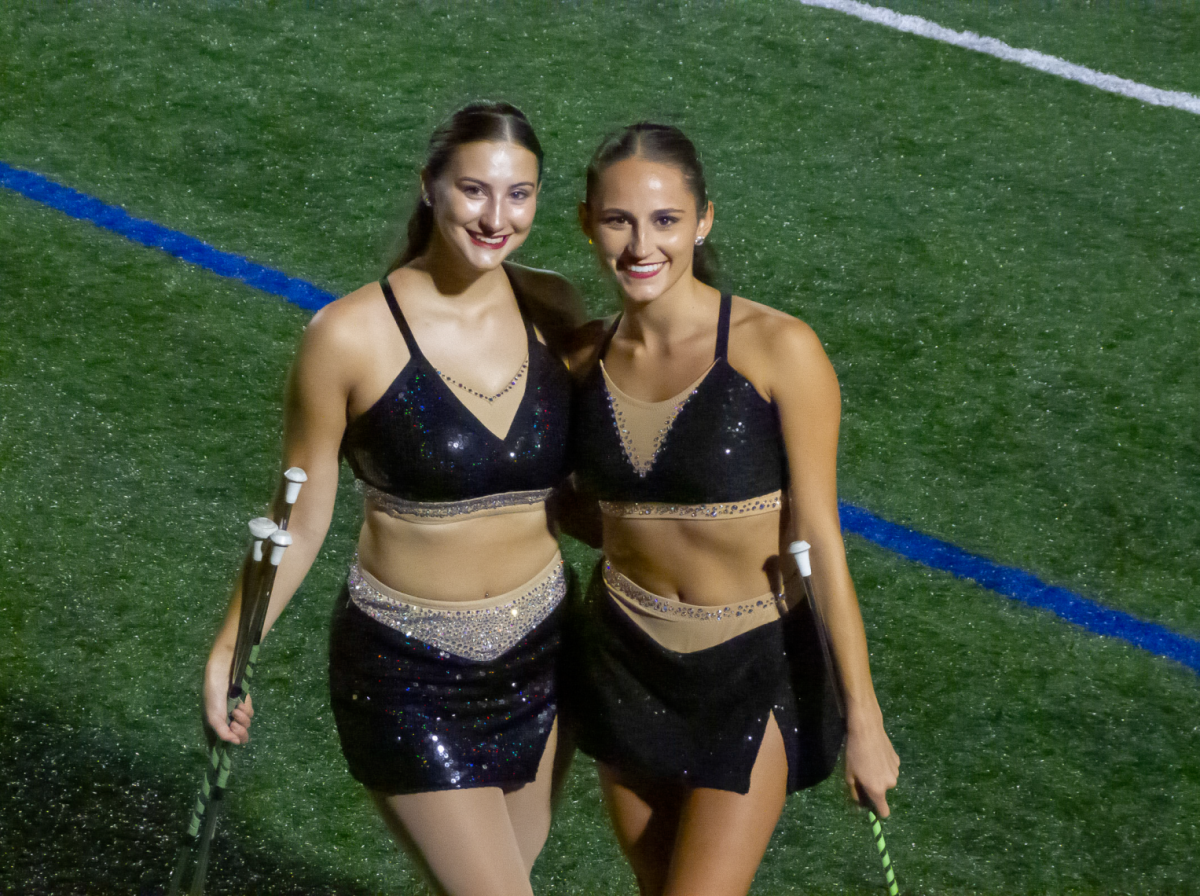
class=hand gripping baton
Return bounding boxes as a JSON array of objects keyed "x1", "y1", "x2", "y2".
[
  {"x1": 168, "y1": 467, "x2": 306, "y2": 896},
  {"x1": 787, "y1": 540, "x2": 899, "y2": 896}
]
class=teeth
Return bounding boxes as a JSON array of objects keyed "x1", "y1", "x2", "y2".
[{"x1": 630, "y1": 263, "x2": 663, "y2": 273}]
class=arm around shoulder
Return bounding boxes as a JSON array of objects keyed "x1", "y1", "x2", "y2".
[{"x1": 503, "y1": 262, "x2": 588, "y2": 356}]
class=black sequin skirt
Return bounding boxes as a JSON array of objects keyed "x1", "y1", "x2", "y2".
[
  {"x1": 329, "y1": 578, "x2": 568, "y2": 795},
  {"x1": 563, "y1": 562, "x2": 844, "y2": 795}
]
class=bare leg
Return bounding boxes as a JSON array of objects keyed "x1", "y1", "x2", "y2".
[
  {"x1": 598, "y1": 714, "x2": 790, "y2": 896},
  {"x1": 597, "y1": 763, "x2": 683, "y2": 896},
  {"x1": 503, "y1": 718, "x2": 559, "y2": 874},
  {"x1": 663, "y1": 714, "x2": 788, "y2": 896},
  {"x1": 369, "y1": 720, "x2": 560, "y2": 895}
]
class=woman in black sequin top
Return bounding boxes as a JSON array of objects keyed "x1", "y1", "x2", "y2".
[
  {"x1": 200, "y1": 102, "x2": 584, "y2": 896},
  {"x1": 565, "y1": 123, "x2": 900, "y2": 896}
]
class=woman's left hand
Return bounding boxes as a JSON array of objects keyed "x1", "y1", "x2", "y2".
[{"x1": 844, "y1": 708, "x2": 900, "y2": 817}]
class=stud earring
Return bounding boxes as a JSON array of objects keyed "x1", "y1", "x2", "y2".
[
  {"x1": 421, "y1": 192, "x2": 432, "y2": 207},
  {"x1": 588, "y1": 238, "x2": 593, "y2": 245},
  {"x1": 694, "y1": 236, "x2": 706, "y2": 246}
]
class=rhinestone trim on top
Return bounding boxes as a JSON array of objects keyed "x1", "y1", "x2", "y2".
[
  {"x1": 599, "y1": 490, "x2": 782, "y2": 520},
  {"x1": 349, "y1": 558, "x2": 566, "y2": 662},
  {"x1": 362, "y1": 483, "x2": 553, "y2": 520},
  {"x1": 603, "y1": 562, "x2": 780, "y2": 621},
  {"x1": 436, "y1": 354, "x2": 529, "y2": 403},
  {"x1": 604, "y1": 383, "x2": 697, "y2": 479}
]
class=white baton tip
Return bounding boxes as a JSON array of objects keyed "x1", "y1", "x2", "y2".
[
  {"x1": 788, "y1": 540, "x2": 813, "y2": 577},
  {"x1": 283, "y1": 467, "x2": 307, "y2": 504},
  {"x1": 268, "y1": 528, "x2": 293, "y2": 565},
  {"x1": 248, "y1": 517, "x2": 278, "y2": 540}
]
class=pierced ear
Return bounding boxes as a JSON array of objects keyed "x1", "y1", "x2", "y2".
[{"x1": 697, "y1": 200, "x2": 715, "y2": 240}]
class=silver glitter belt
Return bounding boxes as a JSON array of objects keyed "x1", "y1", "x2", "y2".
[
  {"x1": 361, "y1": 482, "x2": 553, "y2": 521},
  {"x1": 599, "y1": 490, "x2": 782, "y2": 520},
  {"x1": 348, "y1": 556, "x2": 565, "y2": 662},
  {"x1": 602, "y1": 562, "x2": 782, "y2": 622}
]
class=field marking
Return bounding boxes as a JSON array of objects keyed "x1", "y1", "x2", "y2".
[
  {"x1": 3, "y1": 160, "x2": 1199, "y2": 674},
  {"x1": 841, "y1": 504, "x2": 1200, "y2": 673},
  {"x1": 797, "y1": 0, "x2": 1200, "y2": 116},
  {"x1": 0, "y1": 161, "x2": 335, "y2": 311}
]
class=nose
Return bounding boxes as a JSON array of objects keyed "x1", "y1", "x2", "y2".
[
  {"x1": 630, "y1": 224, "x2": 651, "y2": 258},
  {"x1": 480, "y1": 196, "x2": 503, "y2": 233}
]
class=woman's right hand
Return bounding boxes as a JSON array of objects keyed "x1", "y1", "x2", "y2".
[{"x1": 203, "y1": 645, "x2": 254, "y2": 746}]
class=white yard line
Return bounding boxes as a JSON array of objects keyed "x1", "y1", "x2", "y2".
[{"x1": 798, "y1": 0, "x2": 1200, "y2": 116}]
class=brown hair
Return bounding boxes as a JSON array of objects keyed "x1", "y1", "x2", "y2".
[
  {"x1": 387, "y1": 101, "x2": 544, "y2": 273},
  {"x1": 584, "y1": 122, "x2": 719, "y2": 287}
]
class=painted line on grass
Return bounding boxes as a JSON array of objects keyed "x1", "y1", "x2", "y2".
[
  {"x1": 0, "y1": 161, "x2": 336, "y2": 311},
  {"x1": 5, "y1": 160, "x2": 1199, "y2": 674},
  {"x1": 797, "y1": 0, "x2": 1200, "y2": 116},
  {"x1": 840, "y1": 502, "x2": 1200, "y2": 673}
]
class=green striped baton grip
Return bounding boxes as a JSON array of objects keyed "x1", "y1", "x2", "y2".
[
  {"x1": 869, "y1": 808, "x2": 900, "y2": 896},
  {"x1": 787, "y1": 540, "x2": 901, "y2": 896}
]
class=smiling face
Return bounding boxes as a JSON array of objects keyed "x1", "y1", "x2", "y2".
[
  {"x1": 426, "y1": 140, "x2": 540, "y2": 271},
  {"x1": 583, "y1": 155, "x2": 713, "y2": 303}
]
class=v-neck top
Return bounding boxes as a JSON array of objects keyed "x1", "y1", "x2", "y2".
[
  {"x1": 340, "y1": 276, "x2": 571, "y2": 508},
  {"x1": 571, "y1": 292, "x2": 787, "y2": 514}
]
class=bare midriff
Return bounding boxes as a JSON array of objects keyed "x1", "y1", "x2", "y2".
[
  {"x1": 357, "y1": 504, "x2": 559, "y2": 602},
  {"x1": 603, "y1": 508, "x2": 788, "y2": 606}
]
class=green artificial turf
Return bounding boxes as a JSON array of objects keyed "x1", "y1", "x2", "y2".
[
  {"x1": 868, "y1": 0, "x2": 1200, "y2": 97},
  {"x1": 2, "y1": 1, "x2": 1198, "y2": 892}
]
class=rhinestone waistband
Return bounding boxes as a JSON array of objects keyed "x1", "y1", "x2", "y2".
[
  {"x1": 599, "y1": 490, "x2": 782, "y2": 521},
  {"x1": 602, "y1": 562, "x2": 782, "y2": 623},
  {"x1": 348, "y1": 554, "x2": 565, "y2": 662},
  {"x1": 362, "y1": 482, "x2": 553, "y2": 522}
]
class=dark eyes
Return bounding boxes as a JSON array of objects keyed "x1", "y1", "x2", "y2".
[
  {"x1": 601, "y1": 214, "x2": 680, "y2": 227},
  {"x1": 460, "y1": 185, "x2": 530, "y2": 201}
]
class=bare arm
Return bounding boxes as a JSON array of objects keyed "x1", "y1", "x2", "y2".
[
  {"x1": 765, "y1": 315, "x2": 900, "y2": 816},
  {"x1": 503, "y1": 262, "x2": 588, "y2": 357},
  {"x1": 203, "y1": 298, "x2": 364, "y2": 744}
]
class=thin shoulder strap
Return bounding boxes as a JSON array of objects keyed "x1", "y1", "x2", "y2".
[
  {"x1": 715, "y1": 292, "x2": 732, "y2": 360},
  {"x1": 378, "y1": 277, "x2": 420, "y2": 356}
]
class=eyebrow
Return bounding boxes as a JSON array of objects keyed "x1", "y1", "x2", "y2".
[
  {"x1": 458, "y1": 177, "x2": 538, "y2": 189},
  {"x1": 601, "y1": 207, "x2": 688, "y2": 216}
]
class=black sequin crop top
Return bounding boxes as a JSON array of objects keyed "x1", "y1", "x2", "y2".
[
  {"x1": 340, "y1": 277, "x2": 571, "y2": 510},
  {"x1": 571, "y1": 292, "x2": 787, "y2": 515}
]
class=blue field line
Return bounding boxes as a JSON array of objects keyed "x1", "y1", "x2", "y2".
[
  {"x1": 840, "y1": 502, "x2": 1200, "y2": 673},
  {"x1": 5, "y1": 161, "x2": 1199, "y2": 675},
  {"x1": 0, "y1": 161, "x2": 336, "y2": 311}
]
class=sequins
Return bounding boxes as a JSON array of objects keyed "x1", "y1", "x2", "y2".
[
  {"x1": 572, "y1": 357, "x2": 786, "y2": 509},
  {"x1": 603, "y1": 562, "x2": 781, "y2": 621},
  {"x1": 599, "y1": 490, "x2": 783, "y2": 521},
  {"x1": 363, "y1": 482, "x2": 553, "y2": 520},
  {"x1": 348, "y1": 558, "x2": 566, "y2": 661},
  {"x1": 601, "y1": 361, "x2": 709, "y2": 479},
  {"x1": 341, "y1": 307, "x2": 570, "y2": 504}
]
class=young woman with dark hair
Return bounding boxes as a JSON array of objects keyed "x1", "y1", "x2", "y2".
[
  {"x1": 566, "y1": 122, "x2": 899, "y2": 895},
  {"x1": 202, "y1": 101, "x2": 585, "y2": 896}
]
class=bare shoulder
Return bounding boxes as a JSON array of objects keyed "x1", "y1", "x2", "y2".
[
  {"x1": 727, "y1": 295, "x2": 835, "y2": 396},
  {"x1": 504, "y1": 262, "x2": 588, "y2": 355},
  {"x1": 298, "y1": 281, "x2": 395, "y2": 376}
]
